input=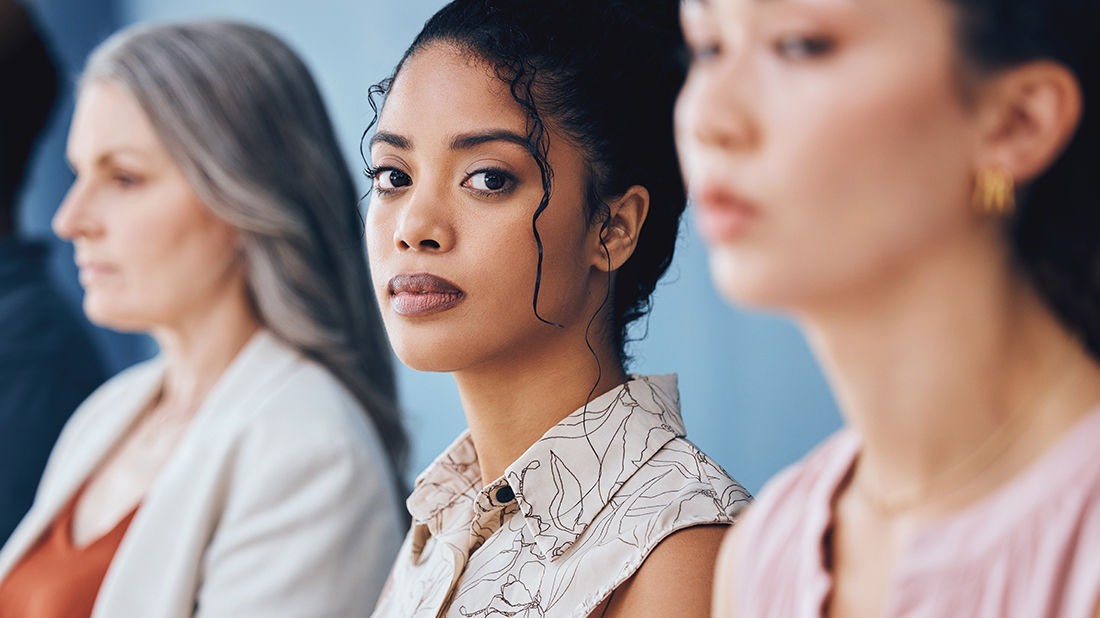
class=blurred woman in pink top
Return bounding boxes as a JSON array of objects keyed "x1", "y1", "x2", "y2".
[{"x1": 675, "y1": 0, "x2": 1100, "y2": 616}]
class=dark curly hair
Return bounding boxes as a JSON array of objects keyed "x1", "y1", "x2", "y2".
[
  {"x1": 951, "y1": 0, "x2": 1100, "y2": 357},
  {"x1": 364, "y1": 0, "x2": 687, "y2": 367}
]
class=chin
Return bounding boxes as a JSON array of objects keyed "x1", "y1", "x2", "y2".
[
  {"x1": 706, "y1": 248, "x2": 800, "y2": 312},
  {"x1": 387, "y1": 331, "x2": 471, "y2": 374},
  {"x1": 394, "y1": 351, "x2": 461, "y2": 374},
  {"x1": 82, "y1": 298, "x2": 151, "y2": 334}
]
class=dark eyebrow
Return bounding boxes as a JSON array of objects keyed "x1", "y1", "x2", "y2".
[
  {"x1": 369, "y1": 131, "x2": 411, "y2": 151},
  {"x1": 449, "y1": 130, "x2": 530, "y2": 151}
]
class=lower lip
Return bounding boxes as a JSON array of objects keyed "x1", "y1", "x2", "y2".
[
  {"x1": 78, "y1": 266, "x2": 116, "y2": 285},
  {"x1": 694, "y1": 193, "x2": 758, "y2": 244},
  {"x1": 390, "y1": 291, "x2": 464, "y2": 317}
]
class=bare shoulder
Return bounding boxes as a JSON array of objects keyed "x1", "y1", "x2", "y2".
[{"x1": 592, "y1": 524, "x2": 729, "y2": 618}]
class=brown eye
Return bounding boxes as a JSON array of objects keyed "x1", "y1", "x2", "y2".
[
  {"x1": 464, "y1": 169, "x2": 515, "y2": 193},
  {"x1": 774, "y1": 35, "x2": 834, "y2": 60},
  {"x1": 376, "y1": 169, "x2": 411, "y2": 190},
  {"x1": 687, "y1": 42, "x2": 720, "y2": 66},
  {"x1": 114, "y1": 172, "x2": 140, "y2": 187}
]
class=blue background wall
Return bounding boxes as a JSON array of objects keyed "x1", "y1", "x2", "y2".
[{"x1": 17, "y1": 0, "x2": 841, "y2": 494}]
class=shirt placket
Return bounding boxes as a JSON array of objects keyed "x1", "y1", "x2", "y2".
[
  {"x1": 467, "y1": 479, "x2": 517, "y2": 556},
  {"x1": 427, "y1": 481, "x2": 519, "y2": 617}
]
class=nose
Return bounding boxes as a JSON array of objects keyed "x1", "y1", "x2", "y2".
[
  {"x1": 675, "y1": 56, "x2": 760, "y2": 155},
  {"x1": 52, "y1": 177, "x2": 101, "y2": 241},
  {"x1": 393, "y1": 185, "x2": 455, "y2": 253}
]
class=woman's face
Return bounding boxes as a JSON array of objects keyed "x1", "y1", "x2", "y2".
[
  {"x1": 54, "y1": 80, "x2": 244, "y2": 332},
  {"x1": 366, "y1": 44, "x2": 600, "y2": 373},
  {"x1": 676, "y1": 0, "x2": 988, "y2": 311}
]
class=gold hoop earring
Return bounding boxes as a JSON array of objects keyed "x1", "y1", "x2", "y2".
[{"x1": 972, "y1": 167, "x2": 1016, "y2": 216}]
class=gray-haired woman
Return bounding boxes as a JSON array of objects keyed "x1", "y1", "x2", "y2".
[{"x1": 0, "y1": 21, "x2": 407, "y2": 618}]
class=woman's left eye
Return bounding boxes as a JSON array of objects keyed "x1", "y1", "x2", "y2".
[
  {"x1": 464, "y1": 170, "x2": 514, "y2": 193},
  {"x1": 114, "y1": 173, "x2": 140, "y2": 188},
  {"x1": 682, "y1": 41, "x2": 721, "y2": 67},
  {"x1": 774, "y1": 35, "x2": 835, "y2": 60}
]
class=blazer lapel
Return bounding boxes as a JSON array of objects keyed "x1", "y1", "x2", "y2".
[
  {"x1": 93, "y1": 330, "x2": 302, "y2": 616},
  {"x1": 0, "y1": 357, "x2": 165, "y2": 580},
  {"x1": 142, "y1": 329, "x2": 299, "y2": 503}
]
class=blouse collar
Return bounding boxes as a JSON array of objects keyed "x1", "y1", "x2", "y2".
[{"x1": 406, "y1": 374, "x2": 684, "y2": 562}]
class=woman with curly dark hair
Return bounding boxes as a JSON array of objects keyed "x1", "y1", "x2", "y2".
[
  {"x1": 365, "y1": 1, "x2": 750, "y2": 616},
  {"x1": 677, "y1": 0, "x2": 1100, "y2": 615}
]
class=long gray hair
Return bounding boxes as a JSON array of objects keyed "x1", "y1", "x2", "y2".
[{"x1": 83, "y1": 21, "x2": 408, "y2": 482}]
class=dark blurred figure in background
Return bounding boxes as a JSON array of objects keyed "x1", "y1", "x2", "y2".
[{"x1": 0, "y1": 0, "x2": 107, "y2": 543}]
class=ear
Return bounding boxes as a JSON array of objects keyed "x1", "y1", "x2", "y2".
[
  {"x1": 974, "y1": 60, "x2": 1083, "y2": 184},
  {"x1": 593, "y1": 185, "x2": 650, "y2": 272}
]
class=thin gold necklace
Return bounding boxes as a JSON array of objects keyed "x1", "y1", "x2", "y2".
[{"x1": 854, "y1": 338, "x2": 1078, "y2": 515}]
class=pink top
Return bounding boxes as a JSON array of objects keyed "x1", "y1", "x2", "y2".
[{"x1": 735, "y1": 405, "x2": 1100, "y2": 618}]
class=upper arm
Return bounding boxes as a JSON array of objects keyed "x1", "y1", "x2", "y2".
[
  {"x1": 594, "y1": 524, "x2": 729, "y2": 618},
  {"x1": 195, "y1": 417, "x2": 405, "y2": 618}
]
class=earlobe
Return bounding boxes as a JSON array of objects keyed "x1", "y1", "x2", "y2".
[
  {"x1": 595, "y1": 185, "x2": 650, "y2": 273},
  {"x1": 976, "y1": 60, "x2": 1083, "y2": 185}
]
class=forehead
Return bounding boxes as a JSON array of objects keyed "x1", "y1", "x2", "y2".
[
  {"x1": 684, "y1": 0, "x2": 943, "y2": 23},
  {"x1": 684, "y1": 0, "x2": 961, "y2": 58},
  {"x1": 377, "y1": 44, "x2": 528, "y2": 139},
  {"x1": 686, "y1": 0, "x2": 861, "y2": 9},
  {"x1": 69, "y1": 80, "x2": 163, "y2": 160}
]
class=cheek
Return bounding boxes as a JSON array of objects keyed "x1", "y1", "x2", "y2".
[
  {"x1": 674, "y1": 71, "x2": 714, "y2": 171},
  {"x1": 507, "y1": 198, "x2": 595, "y2": 320},
  {"x1": 728, "y1": 64, "x2": 974, "y2": 306},
  {"x1": 465, "y1": 209, "x2": 541, "y2": 309},
  {"x1": 365, "y1": 205, "x2": 392, "y2": 286},
  {"x1": 89, "y1": 187, "x2": 241, "y2": 327},
  {"x1": 144, "y1": 197, "x2": 238, "y2": 284}
]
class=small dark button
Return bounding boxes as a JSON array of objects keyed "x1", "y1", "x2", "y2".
[{"x1": 495, "y1": 485, "x2": 515, "y2": 503}]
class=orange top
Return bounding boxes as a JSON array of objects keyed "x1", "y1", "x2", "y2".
[{"x1": 0, "y1": 492, "x2": 138, "y2": 618}]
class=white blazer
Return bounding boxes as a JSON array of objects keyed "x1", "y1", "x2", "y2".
[{"x1": 0, "y1": 330, "x2": 404, "y2": 617}]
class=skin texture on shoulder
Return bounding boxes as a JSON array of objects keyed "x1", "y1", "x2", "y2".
[{"x1": 592, "y1": 525, "x2": 730, "y2": 618}]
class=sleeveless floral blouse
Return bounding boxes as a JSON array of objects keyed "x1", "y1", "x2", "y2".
[{"x1": 372, "y1": 374, "x2": 750, "y2": 618}]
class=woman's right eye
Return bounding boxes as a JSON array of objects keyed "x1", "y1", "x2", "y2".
[
  {"x1": 773, "y1": 34, "x2": 835, "y2": 61},
  {"x1": 686, "y1": 42, "x2": 721, "y2": 66},
  {"x1": 114, "y1": 173, "x2": 139, "y2": 188},
  {"x1": 375, "y1": 168, "x2": 412, "y2": 192}
]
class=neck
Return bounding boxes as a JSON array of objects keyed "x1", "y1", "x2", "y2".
[
  {"x1": 151, "y1": 284, "x2": 260, "y2": 414},
  {"x1": 455, "y1": 327, "x2": 628, "y2": 488},
  {"x1": 801, "y1": 227, "x2": 1100, "y2": 514}
]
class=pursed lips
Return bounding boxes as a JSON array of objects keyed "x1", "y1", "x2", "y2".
[
  {"x1": 388, "y1": 273, "x2": 465, "y2": 317},
  {"x1": 692, "y1": 181, "x2": 760, "y2": 243},
  {"x1": 75, "y1": 259, "x2": 118, "y2": 285}
]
